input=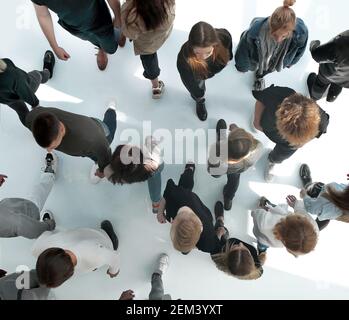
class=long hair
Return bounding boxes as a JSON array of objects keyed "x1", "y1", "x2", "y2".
[
  {"x1": 125, "y1": 0, "x2": 174, "y2": 31},
  {"x1": 211, "y1": 242, "x2": 264, "y2": 280},
  {"x1": 109, "y1": 145, "x2": 152, "y2": 185},
  {"x1": 227, "y1": 128, "x2": 258, "y2": 161},
  {"x1": 276, "y1": 93, "x2": 321, "y2": 147},
  {"x1": 186, "y1": 21, "x2": 230, "y2": 78},
  {"x1": 322, "y1": 185, "x2": 349, "y2": 222},
  {"x1": 270, "y1": 0, "x2": 297, "y2": 34}
]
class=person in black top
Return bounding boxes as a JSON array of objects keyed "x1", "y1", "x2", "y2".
[
  {"x1": 177, "y1": 21, "x2": 233, "y2": 121},
  {"x1": 252, "y1": 85, "x2": 329, "y2": 182},
  {"x1": 0, "y1": 52, "x2": 55, "y2": 125},
  {"x1": 32, "y1": 0, "x2": 125, "y2": 71},
  {"x1": 307, "y1": 30, "x2": 349, "y2": 103},
  {"x1": 156, "y1": 163, "x2": 222, "y2": 255}
]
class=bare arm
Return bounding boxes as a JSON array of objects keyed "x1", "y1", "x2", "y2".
[
  {"x1": 106, "y1": 0, "x2": 122, "y2": 27},
  {"x1": 33, "y1": 4, "x2": 71, "y2": 60},
  {"x1": 253, "y1": 101, "x2": 265, "y2": 132}
]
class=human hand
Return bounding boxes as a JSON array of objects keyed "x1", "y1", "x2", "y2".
[
  {"x1": 216, "y1": 227, "x2": 226, "y2": 240},
  {"x1": 53, "y1": 46, "x2": 71, "y2": 61},
  {"x1": 300, "y1": 188, "x2": 307, "y2": 199},
  {"x1": 119, "y1": 290, "x2": 135, "y2": 300},
  {"x1": 0, "y1": 174, "x2": 8, "y2": 187},
  {"x1": 157, "y1": 212, "x2": 167, "y2": 224},
  {"x1": 95, "y1": 169, "x2": 105, "y2": 178},
  {"x1": 253, "y1": 119, "x2": 263, "y2": 132},
  {"x1": 286, "y1": 195, "x2": 297, "y2": 208}
]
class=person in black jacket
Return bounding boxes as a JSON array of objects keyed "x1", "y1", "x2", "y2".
[
  {"x1": 252, "y1": 85, "x2": 329, "y2": 182},
  {"x1": 177, "y1": 21, "x2": 233, "y2": 121},
  {"x1": 156, "y1": 163, "x2": 224, "y2": 255},
  {"x1": 307, "y1": 30, "x2": 349, "y2": 103},
  {"x1": 0, "y1": 52, "x2": 55, "y2": 125}
]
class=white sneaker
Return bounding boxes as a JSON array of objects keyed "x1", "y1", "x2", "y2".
[
  {"x1": 90, "y1": 163, "x2": 102, "y2": 184},
  {"x1": 264, "y1": 161, "x2": 276, "y2": 183},
  {"x1": 107, "y1": 100, "x2": 117, "y2": 111},
  {"x1": 44, "y1": 152, "x2": 58, "y2": 174},
  {"x1": 154, "y1": 253, "x2": 169, "y2": 276}
]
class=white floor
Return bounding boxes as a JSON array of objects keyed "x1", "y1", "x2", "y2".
[{"x1": 1, "y1": 0, "x2": 349, "y2": 300}]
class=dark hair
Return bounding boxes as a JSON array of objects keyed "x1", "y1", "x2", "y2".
[
  {"x1": 32, "y1": 112, "x2": 60, "y2": 148},
  {"x1": 36, "y1": 248, "x2": 74, "y2": 288},
  {"x1": 323, "y1": 185, "x2": 349, "y2": 219},
  {"x1": 109, "y1": 145, "x2": 152, "y2": 185},
  {"x1": 187, "y1": 21, "x2": 230, "y2": 77},
  {"x1": 126, "y1": 0, "x2": 174, "y2": 31},
  {"x1": 227, "y1": 248, "x2": 255, "y2": 276},
  {"x1": 227, "y1": 128, "x2": 255, "y2": 161}
]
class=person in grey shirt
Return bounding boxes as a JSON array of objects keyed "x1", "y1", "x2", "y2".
[
  {"x1": 0, "y1": 153, "x2": 57, "y2": 239},
  {"x1": 25, "y1": 101, "x2": 117, "y2": 184},
  {"x1": 0, "y1": 269, "x2": 51, "y2": 300},
  {"x1": 208, "y1": 120, "x2": 263, "y2": 210}
]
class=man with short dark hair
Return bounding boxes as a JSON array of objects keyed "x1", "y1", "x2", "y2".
[{"x1": 25, "y1": 101, "x2": 117, "y2": 184}]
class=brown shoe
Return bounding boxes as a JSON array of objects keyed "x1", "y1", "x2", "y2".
[
  {"x1": 96, "y1": 48, "x2": 108, "y2": 71},
  {"x1": 118, "y1": 33, "x2": 126, "y2": 48}
]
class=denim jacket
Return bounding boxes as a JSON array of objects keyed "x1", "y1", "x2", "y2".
[{"x1": 235, "y1": 17, "x2": 308, "y2": 72}]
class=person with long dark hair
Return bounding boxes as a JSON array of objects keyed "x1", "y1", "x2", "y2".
[
  {"x1": 121, "y1": 0, "x2": 175, "y2": 99},
  {"x1": 177, "y1": 21, "x2": 233, "y2": 121}
]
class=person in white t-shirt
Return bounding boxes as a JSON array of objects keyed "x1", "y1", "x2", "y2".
[{"x1": 32, "y1": 220, "x2": 119, "y2": 288}]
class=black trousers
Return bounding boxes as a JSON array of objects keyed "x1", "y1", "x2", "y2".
[
  {"x1": 178, "y1": 166, "x2": 194, "y2": 191},
  {"x1": 223, "y1": 172, "x2": 241, "y2": 200},
  {"x1": 268, "y1": 143, "x2": 298, "y2": 164},
  {"x1": 310, "y1": 70, "x2": 342, "y2": 101},
  {"x1": 140, "y1": 53, "x2": 161, "y2": 80}
]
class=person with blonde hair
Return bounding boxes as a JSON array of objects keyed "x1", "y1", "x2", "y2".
[
  {"x1": 0, "y1": 52, "x2": 55, "y2": 125},
  {"x1": 156, "y1": 163, "x2": 223, "y2": 255},
  {"x1": 121, "y1": 0, "x2": 176, "y2": 99},
  {"x1": 177, "y1": 21, "x2": 233, "y2": 121},
  {"x1": 296, "y1": 165, "x2": 349, "y2": 231},
  {"x1": 252, "y1": 85, "x2": 329, "y2": 182},
  {"x1": 235, "y1": 0, "x2": 308, "y2": 90},
  {"x1": 208, "y1": 120, "x2": 263, "y2": 210},
  {"x1": 251, "y1": 195, "x2": 319, "y2": 257}
]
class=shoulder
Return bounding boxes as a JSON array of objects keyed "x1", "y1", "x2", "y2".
[{"x1": 293, "y1": 18, "x2": 308, "y2": 42}]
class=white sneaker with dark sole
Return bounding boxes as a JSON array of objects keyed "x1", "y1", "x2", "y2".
[
  {"x1": 154, "y1": 253, "x2": 169, "y2": 276},
  {"x1": 44, "y1": 152, "x2": 58, "y2": 174}
]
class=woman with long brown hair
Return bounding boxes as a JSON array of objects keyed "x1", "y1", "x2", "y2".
[
  {"x1": 177, "y1": 22, "x2": 233, "y2": 121},
  {"x1": 235, "y1": 0, "x2": 308, "y2": 90},
  {"x1": 121, "y1": 0, "x2": 175, "y2": 99}
]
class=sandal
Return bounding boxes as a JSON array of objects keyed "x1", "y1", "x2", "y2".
[{"x1": 152, "y1": 80, "x2": 165, "y2": 99}]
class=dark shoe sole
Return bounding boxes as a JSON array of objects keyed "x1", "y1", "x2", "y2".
[
  {"x1": 307, "y1": 73, "x2": 317, "y2": 100},
  {"x1": 299, "y1": 164, "x2": 312, "y2": 187},
  {"x1": 214, "y1": 201, "x2": 224, "y2": 220},
  {"x1": 101, "y1": 220, "x2": 118, "y2": 250},
  {"x1": 44, "y1": 50, "x2": 55, "y2": 79}
]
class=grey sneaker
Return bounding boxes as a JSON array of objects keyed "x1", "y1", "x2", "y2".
[
  {"x1": 253, "y1": 77, "x2": 265, "y2": 91},
  {"x1": 44, "y1": 152, "x2": 58, "y2": 174},
  {"x1": 154, "y1": 253, "x2": 169, "y2": 276}
]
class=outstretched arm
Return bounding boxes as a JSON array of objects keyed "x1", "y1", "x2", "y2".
[
  {"x1": 33, "y1": 4, "x2": 70, "y2": 60},
  {"x1": 106, "y1": 0, "x2": 122, "y2": 27}
]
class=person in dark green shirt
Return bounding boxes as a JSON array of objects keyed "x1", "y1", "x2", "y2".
[
  {"x1": 32, "y1": 0, "x2": 126, "y2": 71},
  {"x1": 0, "y1": 51, "x2": 55, "y2": 126}
]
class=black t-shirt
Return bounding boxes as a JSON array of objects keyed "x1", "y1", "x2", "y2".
[
  {"x1": 252, "y1": 85, "x2": 330, "y2": 146},
  {"x1": 31, "y1": 0, "x2": 112, "y2": 34},
  {"x1": 163, "y1": 179, "x2": 221, "y2": 254}
]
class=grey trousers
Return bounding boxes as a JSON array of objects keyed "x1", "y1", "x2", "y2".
[
  {"x1": 0, "y1": 270, "x2": 50, "y2": 300},
  {"x1": 149, "y1": 273, "x2": 171, "y2": 300}
]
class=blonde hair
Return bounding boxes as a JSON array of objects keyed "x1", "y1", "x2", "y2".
[
  {"x1": 170, "y1": 207, "x2": 202, "y2": 252},
  {"x1": 0, "y1": 59, "x2": 7, "y2": 73},
  {"x1": 322, "y1": 185, "x2": 349, "y2": 222},
  {"x1": 270, "y1": 0, "x2": 297, "y2": 34},
  {"x1": 273, "y1": 213, "x2": 318, "y2": 254},
  {"x1": 212, "y1": 243, "x2": 265, "y2": 280},
  {"x1": 276, "y1": 93, "x2": 321, "y2": 147}
]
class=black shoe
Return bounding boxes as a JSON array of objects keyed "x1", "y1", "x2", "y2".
[
  {"x1": 0, "y1": 269, "x2": 7, "y2": 278},
  {"x1": 185, "y1": 162, "x2": 195, "y2": 174},
  {"x1": 214, "y1": 201, "x2": 224, "y2": 220},
  {"x1": 316, "y1": 218, "x2": 330, "y2": 231},
  {"x1": 196, "y1": 101, "x2": 207, "y2": 121},
  {"x1": 42, "y1": 210, "x2": 53, "y2": 221},
  {"x1": 307, "y1": 73, "x2": 317, "y2": 100},
  {"x1": 223, "y1": 185, "x2": 233, "y2": 210},
  {"x1": 101, "y1": 220, "x2": 119, "y2": 250},
  {"x1": 216, "y1": 119, "x2": 227, "y2": 142},
  {"x1": 43, "y1": 50, "x2": 55, "y2": 79},
  {"x1": 326, "y1": 84, "x2": 342, "y2": 102},
  {"x1": 258, "y1": 196, "x2": 276, "y2": 209},
  {"x1": 299, "y1": 164, "x2": 312, "y2": 187},
  {"x1": 44, "y1": 153, "x2": 55, "y2": 174}
]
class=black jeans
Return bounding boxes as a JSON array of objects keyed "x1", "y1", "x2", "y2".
[
  {"x1": 178, "y1": 167, "x2": 194, "y2": 191},
  {"x1": 268, "y1": 143, "x2": 298, "y2": 164},
  {"x1": 224, "y1": 172, "x2": 241, "y2": 200},
  {"x1": 190, "y1": 80, "x2": 206, "y2": 103},
  {"x1": 140, "y1": 53, "x2": 161, "y2": 80},
  {"x1": 311, "y1": 69, "x2": 342, "y2": 101},
  {"x1": 7, "y1": 70, "x2": 50, "y2": 125}
]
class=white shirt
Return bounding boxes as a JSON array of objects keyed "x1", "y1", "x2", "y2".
[
  {"x1": 32, "y1": 228, "x2": 120, "y2": 275},
  {"x1": 251, "y1": 200, "x2": 319, "y2": 247}
]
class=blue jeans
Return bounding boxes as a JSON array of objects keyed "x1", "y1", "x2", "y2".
[{"x1": 147, "y1": 162, "x2": 164, "y2": 203}]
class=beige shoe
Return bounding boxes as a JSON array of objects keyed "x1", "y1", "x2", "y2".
[
  {"x1": 152, "y1": 80, "x2": 165, "y2": 99},
  {"x1": 96, "y1": 48, "x2": 108, "y2": 71}
]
